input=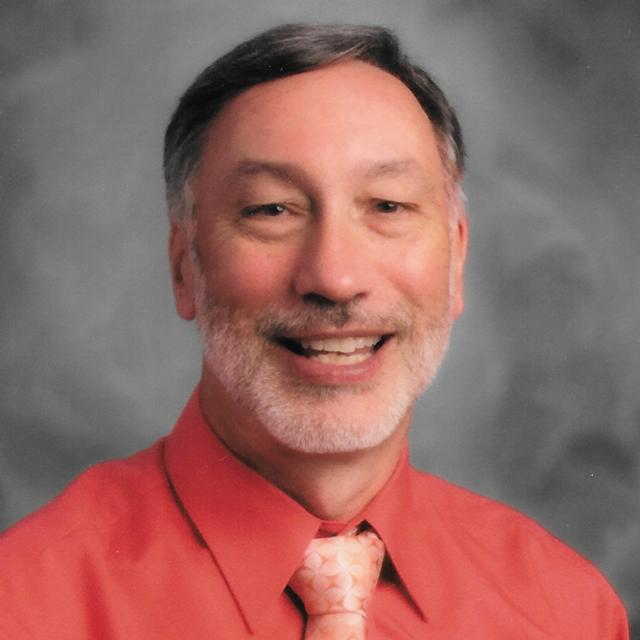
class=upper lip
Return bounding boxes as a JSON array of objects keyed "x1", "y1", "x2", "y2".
[{"x1": 277, "y1": 330, "x2": 393, "y2": 341}]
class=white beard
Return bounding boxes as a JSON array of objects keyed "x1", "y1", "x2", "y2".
[{"x1": 191, "y1": 262, "x2": 455, "y2": 454}]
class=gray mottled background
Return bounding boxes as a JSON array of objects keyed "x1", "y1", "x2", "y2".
[{"x1": 2, "y1": 0, "x2": 639, "y2": 632}]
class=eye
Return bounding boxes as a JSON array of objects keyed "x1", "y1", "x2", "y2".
[
  {"x1": 242, "y1": 203, "x2": 287, "y2": 217},
  {"x1": 374, "y1": 200, "x2": 403, "y2": 213}
]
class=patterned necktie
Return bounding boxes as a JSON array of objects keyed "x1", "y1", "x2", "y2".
[{"x1": 289, "y1": 530, "x2": 385, "y2": 639}]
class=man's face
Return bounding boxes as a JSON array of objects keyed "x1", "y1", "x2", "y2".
[{"x1": 172, "y1": 60, "x2": 467, "y2": 454}]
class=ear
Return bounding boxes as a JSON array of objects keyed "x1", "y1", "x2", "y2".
[
  {"x1": 169, "y1": 221, "x2": 196, "y2": 321},
  {"x1": 450, "y1": 212, "x2": 469, "y2": 319}
]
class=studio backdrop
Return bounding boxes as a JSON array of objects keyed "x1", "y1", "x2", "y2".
[{"x1": 2, "y1": 0, "x2": 639, "y2": 632}]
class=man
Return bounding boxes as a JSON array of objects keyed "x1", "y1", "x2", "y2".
[{"x1": 0, "y1": 23, "x2": 629, "y2": 639}]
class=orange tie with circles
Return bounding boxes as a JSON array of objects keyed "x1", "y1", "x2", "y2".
[{"x1": 289, "y1": 530, "x2": 385, "y2": 639}]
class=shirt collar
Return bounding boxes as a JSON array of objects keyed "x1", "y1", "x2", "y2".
[
  {"x1": 164, "y1": 388, "x2": 430, "y2": 631},
  {"x1": 358, "y1": 447, "x2": 431, "y2": 621}
]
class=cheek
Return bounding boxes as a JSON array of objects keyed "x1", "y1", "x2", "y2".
[
  {"x1": 385, "y1": 235, "x2": 452, "y2": 307},
  {"x1": 204, "y1": 241, "x2": 294, "y2": 309}
]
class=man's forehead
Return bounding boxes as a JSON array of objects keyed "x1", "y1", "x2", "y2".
[
  {"x1": 192, "y1": 61, "x2": 446, "y2": 197},
  {"x1": 204, "y1": 60, "x2": 434, "y2": 140}
]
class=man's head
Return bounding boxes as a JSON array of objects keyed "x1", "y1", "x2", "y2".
[{"x1": 166, "y1": 24, "x2": 468, "y2": 456}]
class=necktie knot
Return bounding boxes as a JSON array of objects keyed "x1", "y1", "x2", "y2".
[{"x1": 289, "y1": 530, "x2": 385, "y2": 639}]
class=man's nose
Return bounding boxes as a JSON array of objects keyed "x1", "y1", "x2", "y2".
[{"x1": 293, "y1": 215, "x2": 372, "y2": 305}]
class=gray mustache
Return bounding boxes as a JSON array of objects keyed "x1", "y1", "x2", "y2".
[{"x1": 255, "y1": 302, "x2": 412, "y2": 338}]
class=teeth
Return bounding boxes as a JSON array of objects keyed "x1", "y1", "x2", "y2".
[
  {"x1": 314, "y1": 351, "x2": 371, "y2": 365},
  {"x1": 299, "y1": 336, "x2": 380, "y2": 354}
]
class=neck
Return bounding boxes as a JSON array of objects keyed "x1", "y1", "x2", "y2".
[
  {"x1": 199, "y1": 377, "x2": 410, "y2": 523},
  {"x1": 252, "y1": 438, "x2": 407, "y2": 522}
]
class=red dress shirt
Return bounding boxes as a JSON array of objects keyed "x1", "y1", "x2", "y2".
[{"x1": 0, "y1": 389, "x2": 629, "y2": 639}]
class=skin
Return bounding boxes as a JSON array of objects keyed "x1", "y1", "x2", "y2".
[{"x1": 169, "y1": 60, "x2": 468, "y2": 522}]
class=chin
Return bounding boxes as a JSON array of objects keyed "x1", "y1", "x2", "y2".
[
  {"x1": 207, "y1": 341, "x2": 449, "y2": 454},
  {"x1": 255, "y1": 394, "x2": 411, "y2": 455},
  {"x1": 199, "y1": 338, "x2": 453, "y2": 456}
]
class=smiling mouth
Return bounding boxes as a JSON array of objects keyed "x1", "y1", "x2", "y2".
[{"x1": 276, "y1": 335, "x2": 390, "y2": 364}]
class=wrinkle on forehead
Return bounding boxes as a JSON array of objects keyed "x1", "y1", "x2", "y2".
[{"x1": 225, "y1": 157, "x2": 436, "y2": 190}]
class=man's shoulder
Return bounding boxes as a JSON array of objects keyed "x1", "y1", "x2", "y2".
[
  {"x1": 0, "y1": 436, "x2": 219, "y2": 638},
  {"x1": 412, "y1": 467, "x2": 602, "y2": 575},
  {"x1": 0, "y1": 439, "x2": 169, "y2": 570},
  {"x1": 409, "y1": 468, "x2": 626, "y2": 630}
]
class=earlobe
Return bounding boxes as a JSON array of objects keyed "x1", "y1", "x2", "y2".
[{"x1": 169, "y1": 222, "x2": 196, "y2": 321}]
